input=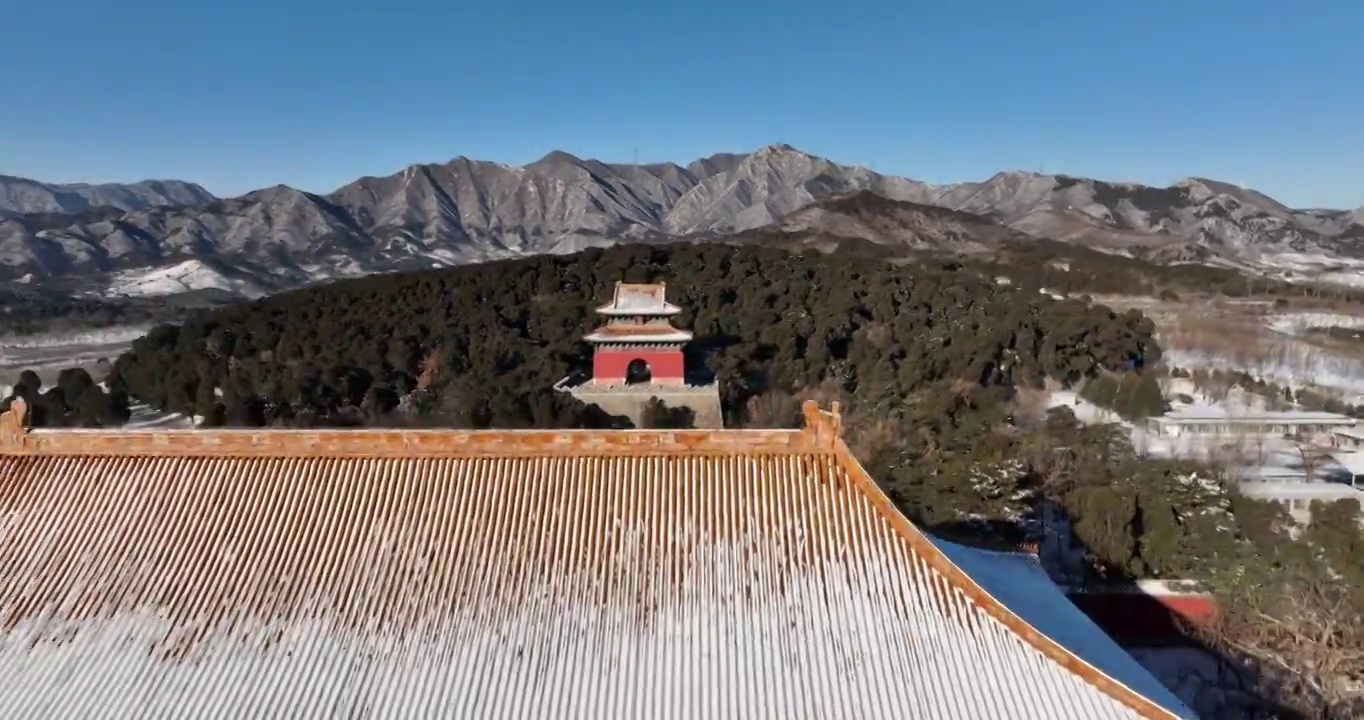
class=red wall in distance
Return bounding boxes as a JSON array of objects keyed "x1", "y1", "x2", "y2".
[
  {"x1": 592, "y1": 349, "x2": 686, "y2": 385},
  {"x1": 1067, "y1": 592, "x2": 1218, "y2": 646}
]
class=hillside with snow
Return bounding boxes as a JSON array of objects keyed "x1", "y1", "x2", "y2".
[
  {"x1": 1253, "y1": 252, "x2": 1364, "y2": 290},
  {"x1": 107, "y1": 260, "x2": 265, "y2": 298}
]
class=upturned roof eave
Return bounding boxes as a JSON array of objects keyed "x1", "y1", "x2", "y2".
[
  {"x1": 583, "y1": 331, "x2": 693, "y2": 344},
  {"x1": 594, "y1": 303, "x2": 683, "y2": 316}
]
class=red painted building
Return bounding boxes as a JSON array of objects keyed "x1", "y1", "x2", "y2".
[
  {"x1": 583, "y1": 282, "x2": 693, "y2": 387},
  {"x1": 1065, "y1": 581, "x2": 1219, "y2": 646}
]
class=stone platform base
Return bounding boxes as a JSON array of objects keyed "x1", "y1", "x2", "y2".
[{"x1": 563, "y1": 382, "x2": 724, "y2": 429}]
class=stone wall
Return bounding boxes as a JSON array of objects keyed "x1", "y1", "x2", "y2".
[{"x1": 567, "y1": 384, "x2": 725, "y2": 429}]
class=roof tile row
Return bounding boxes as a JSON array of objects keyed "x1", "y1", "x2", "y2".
[{"x1": 0, "y1": 401, "x2": 1190, "y2": 718}]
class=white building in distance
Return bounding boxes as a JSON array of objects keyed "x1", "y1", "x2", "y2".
[{"x1": 1147, "y1": 408, "x2": 1355, "y2": 440}]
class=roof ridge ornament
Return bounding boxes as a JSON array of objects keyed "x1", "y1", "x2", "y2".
[
  {"x1": 0, "y1": 397, "x2": 29, "y2": 450},
  {"x1": 800, "y1": 400, "x2": 842, "y2": 450}
]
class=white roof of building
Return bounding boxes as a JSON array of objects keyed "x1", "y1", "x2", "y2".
[
  {"x1": 1236, "y1": 465, "x2": 1319, "y2": 482},
  {"x1": 1151, "y1": 408, "x2": 1355, "y2": 425},
  {"x1": 1331, "y1": 451, "x2": 1364, "y2": 477},
  {"x1": 1334, "y1": 426, "x2": 1364, "y2": 441},
  {"x1": 0, "y1": 402, "x2": 1189, "y2": 719},
  {"x1": 1238, "y1": 480, "x2": 1363, "y2": 499},
  {"x1": 596, "y1": 281, "x2": 682, "y2": 316}
]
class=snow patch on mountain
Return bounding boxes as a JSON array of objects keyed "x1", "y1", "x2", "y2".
[
  {"x1": 108, "y1": 260, "x2": 261, "y2": 298},
  {"x1": 1253, "y1": 252, "x2": 1364, "y2": 289},
  {"x1": 5, "y1": 145, "x2": 1363, "y2": 300}
]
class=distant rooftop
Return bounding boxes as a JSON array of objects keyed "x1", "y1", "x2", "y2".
[
  {"x1": 1335, "y1": 426, "x2": 1364, "y2": 441},
  {"x1": 1239, "y1": 480, "x2": 1363, "y2": 499},
  {"x1": 1152, "y1": 407, "x2": 1354, "y2": 425},
  {"x1": 1235, "y1": 466, "x2": 1317, "y2": 482},
  {"x1": 1331, "y1": 451, "x2": 1364, "y2": 478},
  {"x1": 596, "y1": 281, "x2": 682, "y2": 316}
]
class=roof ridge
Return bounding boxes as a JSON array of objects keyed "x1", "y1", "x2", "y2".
[
  {"x1": 829, "y1": 433, "x2": 1182, "y2": 719},
  {"x1": 0, "y1": 400, "x2": 847, "y2": 458}
]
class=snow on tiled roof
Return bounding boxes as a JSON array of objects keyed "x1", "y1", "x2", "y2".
[
  {"x1": 1238, "y1": 479, "x2": 1363, "y2": 500},
  {"x1": 584, "y1": 323, "x2": 694, "y2": 343},
  {"x1": 0, "y1": 400, "x2": 1182, "y2": 719},
  {"x1": 1333, "y1": 451, "x2": 1364, "y2": 477},
  {"x1": 597, "y1": 281, "x2": 682, "y2": 316},
  {"x1": 1152, "y1": 407, "x2": 1354, "y2": 424},
  {"x1": 1334, "y1": 426, "x2": 1364, "y2": 440}
]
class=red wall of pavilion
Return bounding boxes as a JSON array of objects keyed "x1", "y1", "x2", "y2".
[
  {"x1": 592, "y1": 348, "x2": 686, "y2": 385},
  {"x1": 1066, "y1": 591, "x2": 1218, "y2": 646}
]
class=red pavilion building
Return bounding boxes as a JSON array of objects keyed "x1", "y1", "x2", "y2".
[{"x1": 583, "y1": 281, "x2": 692, "y2": 387}]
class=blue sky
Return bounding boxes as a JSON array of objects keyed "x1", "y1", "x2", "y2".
[{"x1": 3, "y1": 0, "x2": 1360, "y2": 208}]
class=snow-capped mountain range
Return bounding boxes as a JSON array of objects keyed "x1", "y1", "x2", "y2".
[{"x1": 2, "y1": 144, "x2": 1361, "y2": 298}]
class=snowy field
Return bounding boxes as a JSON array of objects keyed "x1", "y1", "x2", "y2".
[
  {"x1": 0, "y1": 324, "x2": 193, "y2": 429},
  {"x1": 1128, "y1": 647, "x2": 1258, "y2": 719},
  {"x1": 123, "y1": 401, "x2": 194, "y2": 429},
  {"x1": 0, "y1": 380, "x2": 192, "y2": 430},
  {"x1": 0, "y1": 325, "x2": 150, "y2": 385},
  {"x1": 1160, "y1": 309, "x2": 1364, "y2": 404},
  {"x1": 106, "y1": 260, "x2": 266, "y2": 298},
  {"x1": 1255, "y1": 251, "x2": 1364, "y2": 289}
]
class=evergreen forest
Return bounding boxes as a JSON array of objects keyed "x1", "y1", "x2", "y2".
[{"x1": 3, "y1": 241, "x2": 1362, "y2": 717}]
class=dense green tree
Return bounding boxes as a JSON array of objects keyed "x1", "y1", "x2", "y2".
[
  {"x1": 105, "y1": 243, "x2": 1158, "y2": 433},
  {"x1": 1080, "y1": 371, "x2": 1166, "y2": 421},
  {"x1": 640, "y1": 398, "x2": 697, "y2": 429}
]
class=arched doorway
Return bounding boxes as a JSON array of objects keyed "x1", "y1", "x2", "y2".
[{"x1": 625, "y1": 358, "x2": 652, "y2": 385}]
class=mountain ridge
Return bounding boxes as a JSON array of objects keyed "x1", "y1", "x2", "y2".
[
  {"x1": 3, "y1": 144, "x2": 1361, "y2": 296},
  {"x1": 0, "y1": 175, "x2": 216, "y2": 215}
]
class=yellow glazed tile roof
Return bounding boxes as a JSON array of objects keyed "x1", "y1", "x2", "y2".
[{"x1": 0, "y1": 399, "x2": 1189, "y2": 719}]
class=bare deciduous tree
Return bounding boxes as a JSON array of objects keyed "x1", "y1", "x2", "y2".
[
  {"x1": 1011, "y1": 383, "x2": 1053, "y2": 429},
  {"x1": 743, "y1": 390, "x2": 802, "y2": 429},
  {"x1": 1194, "y1": 556, "x2": 1364, "y2": 718},
  {"x1": 1296, "y1": 442, "x2": 1325, "y2": 482},
  {"x1": 416, "y1": 346, "x2": 444, "y2": 392}
]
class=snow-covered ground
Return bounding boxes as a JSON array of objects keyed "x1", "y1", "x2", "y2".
[
  {"x1": 124, "y1": 401, "x2": 194, "y2": 429},
  {"x1": 1128, "y1": 647, "x2": 1257, "y2": 719},
  {"x1": 0, "y1": 324, "x2": 196, "y2": 427},
  {"x1": 1266, "y1": 310, "x2": 1364, "y2": 337},
  {"x1": 1161, "y1": 310, "x2": 1364, "y2": 404},
  {"x1": 0, "y1": 326, "x2": 150, "y2": 385},
  {"x1": 1163, "y1": 347, "x2": 1364, "y2": 401},
  {"x1": 107, "y1": 260, "x2": 264, "y2": 298},
  {"x1": 1255, "y1": 251, "x2": 1364, "y2": 289},
  {"x1": 0, "y1": 383, "x2": 193, "y2": 430},
  {"x1": 0, "y1": 326, "x2": 150, "y2": 348},
  {"x1": 1044, "y1": 391, "x2": 1259, "y2": 715}
]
